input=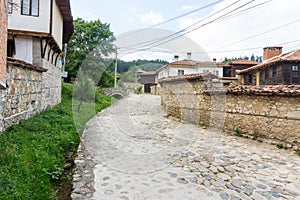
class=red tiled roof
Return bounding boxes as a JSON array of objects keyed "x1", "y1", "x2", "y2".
[
  {"x1": 7, "y1": 57, "x2": 48, "y2": 72},
  {"x1": 205, "y1": 85, "x2": 300, "y2": 96},
  {"x1": 168, "y1": 59, "x2": 199, "y2": 67},
  {"x1": 229, "y1": 60, "x2": 260, "y2": 65},
  {"x1": 239, "y1": 49, "x2": 300, "y2": 74},
  {"x1": 158, "y1": 73, "x2": 218, "y2": 83}
]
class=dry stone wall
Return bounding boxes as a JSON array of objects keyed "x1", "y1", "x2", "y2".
[
  {"x1": 160, "y1": 79, "x2": 300, "y2": 150},
  {"x1": 0, "y1": 58, "x2": 47, "y2": 131},
  {"x1": 0, "y1": 0, "x2": 7, "y2": 86},
  {"x1": 41, "y1": 59, "x2": 61, "y2": 110}
]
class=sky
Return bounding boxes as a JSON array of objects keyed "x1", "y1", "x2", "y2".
[{"x1": 71, "y1": 0, "x2": 300, "y2": 62}]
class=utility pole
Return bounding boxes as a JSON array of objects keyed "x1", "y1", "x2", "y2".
[{"x1": 114, "y1": 45, "x2": 118, "y2": 88}]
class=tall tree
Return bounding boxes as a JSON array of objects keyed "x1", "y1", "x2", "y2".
[{"x1": 65, "y1": 18, "x2": 115, "y2": 83}]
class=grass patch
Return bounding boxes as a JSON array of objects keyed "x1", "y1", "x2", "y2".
[
  {"x1": 234, "y1": 127, "x2": 242, "y2": 137},
  {"x1": 276, "y1": 143, "x2": 283, "y2": 149},
  {"x1": 0, "y1": 83, "x2": 112, "y2": 200},
  {"x1": 296, "y1": 150, "x2": 300, "y2": 157}
]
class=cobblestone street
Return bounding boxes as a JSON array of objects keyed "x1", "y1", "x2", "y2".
[{"x1": 72, "y1": 94, "x2": 300, "y2": 200}]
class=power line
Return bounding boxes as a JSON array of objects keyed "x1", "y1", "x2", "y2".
[
  {"x1": 119, "y1": 0, "x2": 247, "y2": 52},
  {"x1": 122, "y1": 0, "x2": 256, "y2": 55},
  {"x1": 214, "y1": 0, "x2": 273, "y2": 23},
  {"x1": 216, "y1": 18, "x2": 300, "y2": 50},
  {"x1": 118, "y1": 38, "x2": 300, "y2": 55},
  {"x1": 118, "y1": 0, "x2": 223, "y2": 48},
  {"x1": 149, "y1": 0, "x2": 223, "y2": 28}
]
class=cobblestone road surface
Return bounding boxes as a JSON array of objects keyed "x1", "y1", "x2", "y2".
[{"x1": 72, "y1": 94, "x2": 300, "y2": 200}]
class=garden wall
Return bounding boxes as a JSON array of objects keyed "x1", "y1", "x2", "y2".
[
  {"x1": 160, "y1": 75, "x2": 300, "y2": 150},
  {"x1": 0, "y1": 0, "x2": 7, "y2": 87},
  {"x1": 0, "y1": 58, "x2": 47, "y2": 131}
]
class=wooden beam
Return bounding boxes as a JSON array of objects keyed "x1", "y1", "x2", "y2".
[
  {"x1": 55, "y1": 53, "x2": 61, "y2": 66},
  {"x1": 8, "y1": 30, "x2": 49, "y2": 37},
  {"x1": 40, "y1": 38, "x2": 50, "y2": 58}
]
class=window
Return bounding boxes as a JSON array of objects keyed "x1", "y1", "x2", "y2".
[
  {"x1": 178, "y1": 70, "x2": 184, "y2": 76},
  {"x1": 203, "y1": 69, "x2": 209, "y2": 73},
  {"x1": 7, "y1": 38, "x2": 15, "y2": 57},
  {"x1": 21, "y1": 0, "x2": 39, "y2": 16},
  {"x1": 8, "y1": 0, "x2": 13, "y2": 14},
  {"x1": 292, "y1": 65, "x2": 299, "y2": 71},
  {"x1": 292, "y1": 65, "x2": 299, "y2": 84},
  {"x1": 213, "y1": 70, "x2": 219, "y2": 76}
]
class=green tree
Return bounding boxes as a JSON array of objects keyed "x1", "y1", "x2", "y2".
[
  {"x1": 65, "y1": 18, "x2": 115, "y2": 82},
  {"x1": 73, "y1": 69, "x2": 96, "y2": 111}
]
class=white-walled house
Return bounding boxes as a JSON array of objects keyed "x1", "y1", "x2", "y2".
[
  {"x1": 157, "y1": 59, "x2": 223, "y2": 80},
  {"x1": 7, "y1": 0, "x2": 73, "y2": 109},
  {"x1": 197, "y1": 62, "x2": 223, "y2": 77},
  {"x1": 157, "y1": 60, "x2": 200, "y2": 79}
]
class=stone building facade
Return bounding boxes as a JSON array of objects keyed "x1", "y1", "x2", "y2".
[
  {"x1": 160, "y1": 77, "x2": 300, "y2": 150},
  {"x1": 0, "y1": 58, "x2": 47, "y2": 131},
  {"x1": 0, "y1": 0, "x2": 74, "y2": 131},
  {"x1": 0, "y1": 0, "x2": 7, "y2": 87}
]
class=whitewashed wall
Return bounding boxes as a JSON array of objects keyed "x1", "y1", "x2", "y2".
[
  {"x1": 197, "y1": 66, "x2": 223, "y2": 77},
  {"x1": 8, "y1": 0, "x2": 51, "y2": 33},
  {"x1": 14, "y1": 36, "x2": 33, "y2": 64},
  {"x1": 52, "y1": 1, "x2": 63, "y2": 49},
  {"x1": 158, "y1": 66, "x2": 199, "y2": 79}
]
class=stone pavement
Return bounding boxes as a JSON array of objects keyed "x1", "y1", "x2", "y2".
[{"x1": 72, "y1": 94, "x2": 300, "y2": 200}]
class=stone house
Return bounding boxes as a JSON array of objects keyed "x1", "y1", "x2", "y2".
[
  {"x1": 0, "y1": 0, "x2": 7, "y2": 88},
  {"x1": 238, "y1": 47, "x2": 300, "y2": 85},
  {"x1": 138, "y1": 70, "x2": 158, "y2": 93},
  {"x1": 7, "y1": 0, "x2": 73, "y2": 109},
  {"x1": 0, "y1": 0, "x2": 73, "y2": 131}
]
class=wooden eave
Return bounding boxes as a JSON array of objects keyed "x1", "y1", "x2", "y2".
[{"x1": 55, "y1": 0, "x2": 74, "y2": 43}]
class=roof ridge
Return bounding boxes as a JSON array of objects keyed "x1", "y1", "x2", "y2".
[{"x1": 281, "y1": 49, "x2": 298, "y2": 60}]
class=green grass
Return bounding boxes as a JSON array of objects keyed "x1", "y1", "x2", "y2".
[{"x1": 0, "y1": 83, "x2": 112, "y2": 199}]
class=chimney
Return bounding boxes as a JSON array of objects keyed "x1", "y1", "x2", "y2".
[
  {"x1": 174, "y1": 55, "x2": 179, "y2": 62},
  {"x1": 263, "y1": 46, "x2": 282, "y2": 61},
  {"x1": 187, "y1": 52, "x2": 192, "y2": 60}
]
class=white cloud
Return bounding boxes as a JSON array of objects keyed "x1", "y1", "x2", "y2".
[
  {"x1": 140, "y1": 10, "x2": 164, "y2": 25},
  {"x1": 178, "y1": 0, "x2": 300, "y2": 61}
]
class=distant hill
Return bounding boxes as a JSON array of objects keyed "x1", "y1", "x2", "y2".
[{"x1": 117, "y1": 59, "x2": 168, "y2": 73}]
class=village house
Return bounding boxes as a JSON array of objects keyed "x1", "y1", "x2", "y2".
[
  {"x1": 157, "y1": 54, "x2": 223, "y2": 80},
  {"x1": 238, "y1": 47, "x2": 300, "y2": 85},
  {"x1": 0, "y1": 0, "x2": 7, "y2": 88},
  {"x1": 7, "y1": 0, "x2": 73, "y2": 109},
  {"x1": 0, "y1": 0, "x2": 73, "y2": 131},
  {"x1": 223, "y1": 59, "x2": 260, "y2": 78},
  {"x1": 137, "y1": 70, "x2": 158, "y2": 93}
]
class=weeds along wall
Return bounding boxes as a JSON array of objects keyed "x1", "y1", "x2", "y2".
[
  {"x1": 0, "y1": 58, "x2": 47, "y2": 131},
  {"x1": 160, "y1": 77, "x2": 300, "y2": 150}
]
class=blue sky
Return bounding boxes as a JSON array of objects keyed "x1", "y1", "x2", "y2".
[{"x1": 71, "y1": 0, "x2": 300, "y2": 61}]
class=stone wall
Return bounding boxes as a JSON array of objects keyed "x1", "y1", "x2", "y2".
[
  {"x1": 32, "y1": 37, "x2": 62, "y2": 110},
  {"x1": 160, "y1": 78, "x2": 300, "y2": 150},
  {"x1": 41, "y1": 59, "x2": 61, "y2": 110},
  {"x1": 150, "y1": 85, "x2": 161, "y2": 95},
  {"x1": 0, "y1": 58, "x2": 47, "y2": 131},
  {"x1": 0, "y1": 0, "x2": 7, "y2": 87}
]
